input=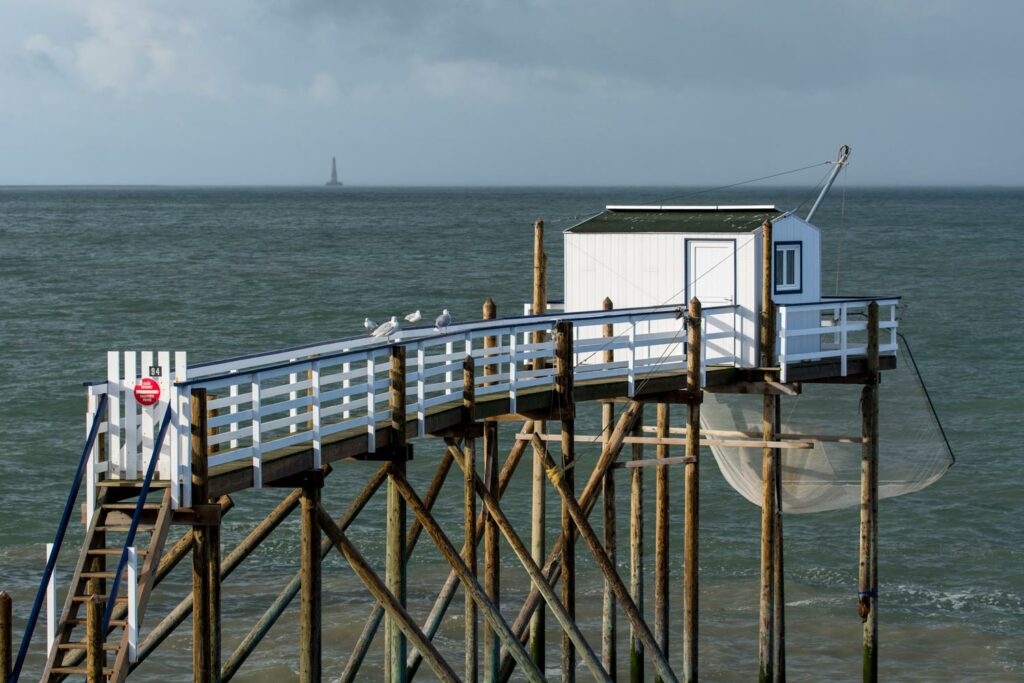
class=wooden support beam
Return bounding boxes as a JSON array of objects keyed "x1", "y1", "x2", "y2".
[
  {"x1": 483, "y1": 299, "x2": 501, "y2": 682},
  {"x1": 683, "y1": 298, "x2": 702, "y2": 683},
  {"x1": 390, "y1": 471, "x2": 546, "y2": 683},
  {"x1": 556, "y1": 320, "x2": 576, "y2": 683},
  {"x1": 406, "y1": 424, "x2": 533, "y2": 680},
  {"x1": 448, "y1": 445, "x2": 612, "y2": 683},
  {"x1": 465, "y1": 356, "x2": 479, "y2": 683},
  {"x1": 497, "y1": 402, "x2": 643, "y2": 683},
  {"x1": 758, "y1": 218, "x2": 777, "y2": 683},
  {"x1": 704, "y1": 381, "x2": 800, "y2": 396},
  {"x1": 222, "y1": 468, "x2": 385, "y2": 683},
  {"x1": 530, "y1": 221, "x2": 548, "y2": 672},
  {"x1": 534, "y1": 434, "x2": 678, "y2": 683},
  {"x1": 208, "y1": 512, "x2": 222, "y2": 683},
  {"x1": 387, "y1": 346, "x2": 408, "y2": 683},
  {"x1": 86, "y1": 595, "x2": 104, "y2": 683},
  {"x1": 629, "y1": 411, "x2": 645, "y2": 683},
  {"x1": 300, "y1": 482, "x2": 321, "y2": 683},
  {"x1": 1, "y1": 591, "x2": 12, "y2": 683},
  {"x1": 654, "y1": 401, "x2": 670, "y2": 683},
  {"x1": 191, "y1": 388, "x2": 214, "y2": 683},
  {"x1": 523, "y1": 432, "x2": 814, "y2": 450},
  {"x1": 316, "y1": 504, "x2": 461, "y2": 683},
  {"x1": 860, "y1": 301, "x2": 880, "y2": 683},
  {"x1": 601, "y1": 297, "x2": 617, "y2": 679},
  {"x1": 772, "y1": 397, "x2": 786, "y2": 683}
]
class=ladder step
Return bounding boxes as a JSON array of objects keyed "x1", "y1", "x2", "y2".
[
  {"x1": 86, "y1": 548, "x2": 148, "y2": 556},
  {"x1": 80, "y1": 572, "x2": 117, "y2": 580},
  {"x1": 96, "y1": 480, "x2": 170, "y2": 488},
  {"x1": 95, "y1": 525, "x2": 156, "y2": 533},
  {"x1": 51, "y1": 666, "x2": 114, "y2": 675},
  {"x1": 102, "y1": 503, "x2": 163, "y2": 511},
  {"x1": 69, "y1": 618, "x2": 126, "y2": 627},
  {"x1": 71, "y1": 595, "x2": 128, "y2": 604},
  {"x1": 57, "y1": 642, "x2": 120, "y2": 651}
]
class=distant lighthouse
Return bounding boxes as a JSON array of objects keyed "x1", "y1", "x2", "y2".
[{"x1": 326, "y1": 157, "x2": 343, "y2": 186}]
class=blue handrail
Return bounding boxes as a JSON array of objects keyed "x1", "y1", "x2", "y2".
[
  {"x1": 102, "y1": 408, "x2": 173, "y2": 632},
  {"x1": 9, "y1": 393, "x2": 108, "y2": 683}
]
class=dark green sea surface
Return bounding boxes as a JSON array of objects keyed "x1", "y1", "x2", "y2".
[{"x1": 1, "y1": 186, "x2": 1021, "y2": 680}]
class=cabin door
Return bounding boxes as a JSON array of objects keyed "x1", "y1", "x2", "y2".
[{"x1": 686, "y1": 240, "x2": 735, "y2": 306}]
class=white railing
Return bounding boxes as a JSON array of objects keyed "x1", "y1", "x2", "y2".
[
  {"x1": 776, "y1": 298, "x2": 899, "y2": 382},
  {"x1": 82, "y1": 299, "x2": 898, "y2": 509}
]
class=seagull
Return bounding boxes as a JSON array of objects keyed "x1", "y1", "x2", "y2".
[
  {"x1": 371, "y1": 316, "x2": 400, "y2": 338},
  {"x1": 363, "y1": 317, "x2": 378, "y2": 334},
  {"x1": 434, "y1": 309, "x2": 451, "y2": 332},
  {"x1": 404, "y1": 310, "x2": 422, "y2": 324}
]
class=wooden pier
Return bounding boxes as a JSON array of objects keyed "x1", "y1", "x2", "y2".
[{"x1": 3, "y1": 218, "x2": 898, "y2": 683}]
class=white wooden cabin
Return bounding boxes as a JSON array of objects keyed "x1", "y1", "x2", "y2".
[{"x1": 563, "y1": 205, "x2": 822, "y2": 369}]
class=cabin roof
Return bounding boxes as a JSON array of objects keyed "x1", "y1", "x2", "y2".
[{"x1": 565, "y1": 205, "x2": 781, "y2": 234}]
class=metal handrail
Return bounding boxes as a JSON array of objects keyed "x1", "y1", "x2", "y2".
[
  {"x1": 8, "y1": 393, "x2": 108, "y2": 683},
  {"x1": 102, "y1": 409, "x2": 173, "y2": 631}
]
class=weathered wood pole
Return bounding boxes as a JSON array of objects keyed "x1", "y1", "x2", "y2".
[
  {"x1": 1, "y1": 591, "x2": 13, "y2": 682},
  {"x1": 86, "y1": 595, "x2": 104, "y2": 683},
  {"x1": 387, "y1": 346, "x2": 409, "y2": 683},
  {"x1": 530, "y1": 218, "x2": 548, "y2": 671},
  {"x1": 654, "y1": 400, "x2": 670, "y2": 683},
  {"x1": 683, "y1": 297, "x2": 702, "y2": 682},
  {"x1": 860, "y1": 301, "x2": 880, "y2": 682},
  {"x1": 758, "y1": 219, "x2": 777, "y2": 682},
  {"x1": 464, "y1": 356, "x2": 479, "y2": 683},
  {"x1": 601, "y1": 297, "x2": 617, "y2": 679},
  {"x1": 555, "y1": 320, "x2": 577, "y2": 682},
  {"x1": 772, "y1": 396, "x2": 786, "y2": 683},
  {"x1": 300, "y1": 480, "x2": 322, "y2": 682},
  {"x1": 191, "y1": 388, "x2": 214, "y2": 683},
  {"x1": 629, "y1": 410, "x2": 645, "y2": 683},
  {"x1": 483, "y1": 298, "x2": 501, "y2": 681}
]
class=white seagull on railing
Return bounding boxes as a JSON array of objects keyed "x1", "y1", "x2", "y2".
[
  {"x1": 434, "y1": 309, "x2": 452, "y2": 332},
  {"x1": 363, "y1": 317, "x2": 378, "y2": 334},
  {"x1": 371, "y1": 316, "x2": 400, "y2": 338},
  {"x1": 404, "y1": 310, "x2": 422, "y2": 324}
]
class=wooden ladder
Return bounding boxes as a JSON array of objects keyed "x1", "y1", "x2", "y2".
[{"x1": 41, "y1": 486, "x2": 173, "y2": 682}]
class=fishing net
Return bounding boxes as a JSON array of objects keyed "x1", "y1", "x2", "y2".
[{"x1": 703, "y1": 335, "x2": 954, "y2": 514}]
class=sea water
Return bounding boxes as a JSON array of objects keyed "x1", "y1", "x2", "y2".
[{"x1": 1, "y1": 186, "x2": 1021, "y2": 680}]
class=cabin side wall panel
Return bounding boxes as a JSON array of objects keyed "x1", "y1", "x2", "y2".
[{"x1": 770, "y1": 217, "x2": 822, "y2": 356}]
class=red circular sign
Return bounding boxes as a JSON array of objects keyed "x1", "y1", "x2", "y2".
[{"x1": 134, "y1": 377, "x2": 162, "y2": 406}]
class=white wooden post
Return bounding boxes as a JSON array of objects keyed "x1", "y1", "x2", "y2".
[
  {"x1": 840, "y1": 303, "x2": 849, "y2": 377},
  {"x1": 311, "y1": 361, "x2": 322, "y2": 469},
  {"x1": 251, "y1": 376, "x2": 262, "y2": 488},
  {"x1": 107, "y1": 352, "x2": 121, "y2": 479},
  {"x1": 157, "y1": 351, "x2": 171, "y2": 479},
  {"x1": 701, "y1": 315, "x2": 708, "y2": 387},
  {"x1": 174, "y1": 351, "x2": 189, "y2": 508},
  {"x1": 45, "y1": 543, "x2": 55, "y2": 653},
  {"x1": 343, "y1": 360, "x2": 351, "y2": 419},
  {"x1": 127, "y1": 545, "x2": 138, "y2": 662},
  {"x1": 509, "y1": 329, "x2": 518, "y2": 414},
  {"x1": 628, "y1": 319, "x2": 637, "y2": 397},
  {"x1": 288, "y1": 362, "x2": 298, "y2": 433},
  {"x1": 229, "y1": 382, "x2": 239, "y2": 449},
  {"x1": 366, "y1": 355, "x2": 376, "y2": 453},
  {"x1": 779, "y1": 306, "x2": 789, "y2": 383},
  {"x1": 417, "y1": 345, "x2": 426, "y2": 437},
  {"x1": 139, "y1": 351, "x2": 152, "y2": 479},
  {"x1": 127, "y1": 352, "x2": 141, "y2": 479},
  {"x1": 85, "y1": 391, "x2": 99, "y2": 521},
  {"x1": 444, "y1": 341, "x2": 454, "y2": 395}
]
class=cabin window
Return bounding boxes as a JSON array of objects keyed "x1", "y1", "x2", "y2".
[{"x1": 774, "y1": 242, "x2": 802, "y2": 293}]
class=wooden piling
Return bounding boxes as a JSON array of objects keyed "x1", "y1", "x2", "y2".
[
  {"x1": 191, "y1": 388, "x2": 214, "y2": 683},
  {"x1": 654, "y1": 401, "x2": 670, "y2": 683},
  {"x1": 1, "y1": 591, "x2": 12, "y2": 683},
  {"x1": 773, "y1": 397, "x2": 786, "y2": 683},
  {"x1": 860, "y1": 301, "x2": 880, "y2": 682},
  {"x1": 758, "y1": 219, "x2": 777, "y2": 683},
  {"x1": 465, "y1": 356, "x2": 479, "y2": 683},
  {"x1": 86, "y1": 595, "x2": 104, "y2": 683},
  {"x1": 300, "y1": 482, "x2": 322, "y2": 683},
  {"x1": 556, "y1": 320, "x2": 577, "y2": 682},
  {"x1": 483, "y1": 298, "x2": 501, "y2": 681},
  {"x1": 683, "y1": 298, "x2": 702, "y2": 683},
  {"x1": 530, "y1": 219, "x2": 548, "y2": 671},
  {"x1": 601, "y1": 297, "x2": 618, "y2": 679},
  {"x1": 629, "y1": 409, "x2": 645, "y2": 683},
  {"x1": 387, "y1": 347, "x2": 409, "y2": 683}
]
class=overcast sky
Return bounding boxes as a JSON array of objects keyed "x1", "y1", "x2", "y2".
[{"x1": 2, "y1": 0, "x2": 1021, "y2": 186}]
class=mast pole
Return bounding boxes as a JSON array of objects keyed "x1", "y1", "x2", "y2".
[{"x1": 805, "y1": 144, "x2": 851, "y2": 223}]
